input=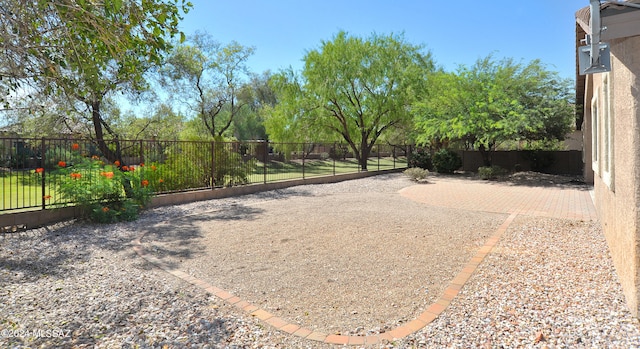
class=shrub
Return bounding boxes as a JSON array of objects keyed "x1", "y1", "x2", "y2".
[
  {"x1": 522, "y1": 150, "x2": 555, "y2": 172},
  {"x1": 478, "y1": 165, "x2": 508, "y2": 180},
  {"x1": 43, "y1": 145, "x2": 81, "y2": 170},
  {"x1": 432, "y1": 149, "x2": 462, "y2": 174},
  {"x1": 408, "y1": 148, "x2": 432, "y2": 170},
  {"x1": 155, "y1": 139, "x2": 257, "y2": 191},
  {"x1": 404, "y1": 167, "x2": 430, "y2": 182},
  {"x1": 329, "y1": 145, "x2": 348, "y2": 160},
  {"x1": 53, "y1": 145, "x2": 155, "y2": 223}
]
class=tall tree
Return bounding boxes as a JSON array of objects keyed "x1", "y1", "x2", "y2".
[
  {"x1": 1, "y1": 0, "x2": 190, "y2": 164},
  {"x1": 232, "y1": 71, "x2": 276, "y2": 140},
  {"x1": 266, "y1": 31, "x2": 434, "y2": 170},
  {"x1": 414, "y1": 56, "x2": 574, "y2": 166},
  {"x1": 160, "y1": 32, "x2": 255, "y2": 139}
]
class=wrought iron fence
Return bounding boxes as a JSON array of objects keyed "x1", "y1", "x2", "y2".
[{"x1": 0, "y1": 137, "x2": 409, "y2": 213}]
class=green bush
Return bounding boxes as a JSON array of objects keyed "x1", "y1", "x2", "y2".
[
  {"x1": 478, "y1": 165, "x2": 508, "y2": 180},
  {"x1": 432, "y1": 149, "x2": 462, "y2": 174},
  {"x1": 522, "y1": 150, "x2": 555, "y2": 172},
  {"x1": 408, "y1": 148, "x2": 432, "y2": 170},
  {"x1": 43, "y1": 145, "x2": 80, "y2": 170},
  {"x1": 53, "y1": 144, "x2": 154, "y2": 223},
  {"x1": 153, "y1": 139, "x2": 257, "y2": 191},
  {"x1": 404, "y1": 167, "x2": 430, "y2": 181}
]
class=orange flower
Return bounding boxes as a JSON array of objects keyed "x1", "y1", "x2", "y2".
[
  {"x1": 141, "y1": 179, "x2": 149, "y2": 187},
  {"x1": 114, "y1": 160, "x2": 121, "y2": 167},
  {"x1": 71, "y1": 143, "x2": 79, "y2": 151},
  {"x1": 129, "y1": 166, "x2": 135, "y2": 172},
  {"x1": 139, "y1": 163, "x2": 145, "y2": 167},
  {"x1": 122, "y1": 165, "x2": 129, "y2": 171},
  {"x1": 102, "y1": 207, "x2": 110, "y2": 212},
  {"x1": 43, "y1": 195, "x2": 52, "y2": 200},
  {"x1": 70, "y1": 172, "x2": 82, "y2": 179},
  {"x1": 158, "y1": 179, "x2": 164, "y2": 183},
  {"x1": 35, "y1": 168, "x2": 44, "y2": 174},
  {"x1": 91, "y1": 155, "x2": 100, "y2": 160},
  {"x1": 151, "y1": 165, "x2": 157, "y2": 171},
  {"x1": 100, "y1": 171, "x2": 114, "y2": 179},
  {"x1": 58, "y1": 161, "x2": 66, "y2": 168}
]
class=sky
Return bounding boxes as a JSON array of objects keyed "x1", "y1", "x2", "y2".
[{"x1": 179, "y1": 0, "x2": 590, "y2": 80}]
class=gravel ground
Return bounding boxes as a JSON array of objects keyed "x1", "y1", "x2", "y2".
[
  {"x1": 140, "y1": 174, "x2": 504, "y2": 336},
  {"x1": 1, "y1": 172, "x2": 639, "y2": 348},
  {"x1": 394, "y1": 216, "x2": 640, "y2": 348}
]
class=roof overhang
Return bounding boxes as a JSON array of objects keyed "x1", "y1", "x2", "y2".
[
  {"x1": 575, "y1": 1, "x2": 640, "y2": 129},
  {"x1": 576, "y1": 1, "x2": 640, "y2": 40}
]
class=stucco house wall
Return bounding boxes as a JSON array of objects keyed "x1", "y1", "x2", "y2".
[{"x1": 577, "y1": 3, "x2": 640, "y2": 317}]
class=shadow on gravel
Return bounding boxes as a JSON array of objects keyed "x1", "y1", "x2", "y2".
[
  {"x1": 0, "y1": 249, "x2": 74, "y2": 284},
  {"x1": 431, "y1": 172, "x2": 592, "y2": 191},
  {"x1": 136, "y1": 203, "x2": 266, "y2": 269},
  {"x1": 0, "y1": 221, "x2": 138, "y2": 284}
]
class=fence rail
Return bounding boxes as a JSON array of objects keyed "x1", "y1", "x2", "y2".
[{"x1": 0, "y1": 137, "x2": 409, "y2": 213}]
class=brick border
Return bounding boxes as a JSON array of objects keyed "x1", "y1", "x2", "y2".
[{"x1": 132, "y1": 212, "x2": 518, "y2": 345}]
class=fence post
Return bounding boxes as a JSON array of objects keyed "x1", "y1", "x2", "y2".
[
  {"x1": 377, "y1": 144, "x2": 380, "y2": 171},
  {"x1": 139, "y1": 140, "x2": 144, "y2": 165},
  {"x1": 393, "y1": 146, "x2": 396, "y2": 169},
  {"x1": 41, "y1": 137, "x2": 46, "y2": 210},
  {"x1": 332, "y1": 143, "x2": 336, "y2": 176},
  {"x1": 263, "y1": 141, "x2": 268, "y2": 184},
  {"x1": 302, "y1": 142, "x2": 306, "y2": 180},
  {"x1": 211, "y1": 141, "x2": 216, "y2": 189}
]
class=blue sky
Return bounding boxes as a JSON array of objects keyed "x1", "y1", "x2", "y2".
[{"x1": 179, "y1": 0, "x2": 589, "y2": 80}]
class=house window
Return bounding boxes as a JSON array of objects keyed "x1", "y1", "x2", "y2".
[
  {"x1": 602, "y1": 73, "x2": 614, "y2": 190},
  {"x1": 591, "y1": 93, "x2": 599, "y2": 175}
]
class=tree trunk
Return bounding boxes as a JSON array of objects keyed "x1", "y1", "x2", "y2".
[
  {"x1": 90, "y1": 99, "x2": 132, "y2": 197},
  {"x1": 478, "y1": 143, "x2": 492, "y2": 167},
  {"x1": 91, "y1": 100, "x2": 119, "y2": 164},
  {"x1": 360, "y1": 137, "x2": 370, "y2": 171}
]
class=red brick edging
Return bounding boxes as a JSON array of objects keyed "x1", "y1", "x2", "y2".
[{"x1": 132, "y1": 212, "x2": 518, "y2": 345}]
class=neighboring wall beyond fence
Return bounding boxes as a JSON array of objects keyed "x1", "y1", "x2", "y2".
[{"x1": 460, "y1": 150, "x2": 583, "y2": 176}]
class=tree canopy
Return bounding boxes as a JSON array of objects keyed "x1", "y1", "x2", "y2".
[
  {"x1": 265, "y1": 31, "x2": 435, "y2": 170},
  {"x1": 413, "y1": 56, "x2": 574, "y2": 166},
  {"x1": 1, "y1": 0, "x2": 191, "y2": 164},
  {"x1": 159, "y1": 32, "x2": 255, "y2": 139}
]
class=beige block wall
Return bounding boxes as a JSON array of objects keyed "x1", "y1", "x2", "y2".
[{"x1": 592, "y1": 36, "x2": 640, "y2": 317}]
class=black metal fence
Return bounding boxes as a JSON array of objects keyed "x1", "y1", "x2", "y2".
[{"x1": 0, "y1": 137, "x2": 409, "y2": 213}]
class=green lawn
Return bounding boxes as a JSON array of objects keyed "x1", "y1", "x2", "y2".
[
  {"x1": 1, "y1": 171, "x2": 45, "y2": 211},
  {"x1": 248, "y1": 157, "x2": 407, "y2": 183}
]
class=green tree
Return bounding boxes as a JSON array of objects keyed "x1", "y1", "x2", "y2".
[
  {"x1": 414, "y1": 56, "x2": 574, "y2": 166},
  {"x1": 160, "y1": 32, "x2": 255, "y2": 138},
  {"x1": 266, "y1": 31, "x2": 434, "y2": 170},
  {"x1": 263, "y1": 68, "x2": 328, "y2": 144},
  {"x1": 116, "y1": 104, "x2": 185, "y2": 140},
  {"x1": 232, "y1": 71, "x2": 276, "y2": 140},
  {"x1": 1, "y1": 0, "x2": 191, "y2": 165}
]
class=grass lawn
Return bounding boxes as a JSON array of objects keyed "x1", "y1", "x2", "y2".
[
  {"x1": 248, "y1": 157, "x2": 407, "y2": 183},
  {"x1": 1, "y1": 171, "x2": 45, "y2": 211},
  {"x1": 1, "y1": 171, "x2": 65, "y2": 213}
]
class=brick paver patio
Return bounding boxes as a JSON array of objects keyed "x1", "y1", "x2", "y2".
[{"x1": 399, "y1": 176, "x2": 597, "y2": 221}]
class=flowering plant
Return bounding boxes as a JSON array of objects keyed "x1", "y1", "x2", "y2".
[{"x1": 54, "y1": 144, "x2": 158, "y2": 223}]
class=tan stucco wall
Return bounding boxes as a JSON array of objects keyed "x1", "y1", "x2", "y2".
[
  {"x1": 591, "y1": 35, "x2": 640, "y2": 317},
  {"x1": 583, "y1": 74, "x2": 594, "y2": 185}
]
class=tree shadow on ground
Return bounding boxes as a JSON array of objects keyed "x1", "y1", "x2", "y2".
[
  {"x1": 431, "y1": 171, "x2": 592, "y2": 191},
  {"x1": 138, "y1": 203, "x2": 266, "y2": 270},
  {"x1": 0, "y1": 187, "x2": 317, "y2": 284},
  {"x1": 0, "y1": 222, "x2": 101, "y2": 284}
]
